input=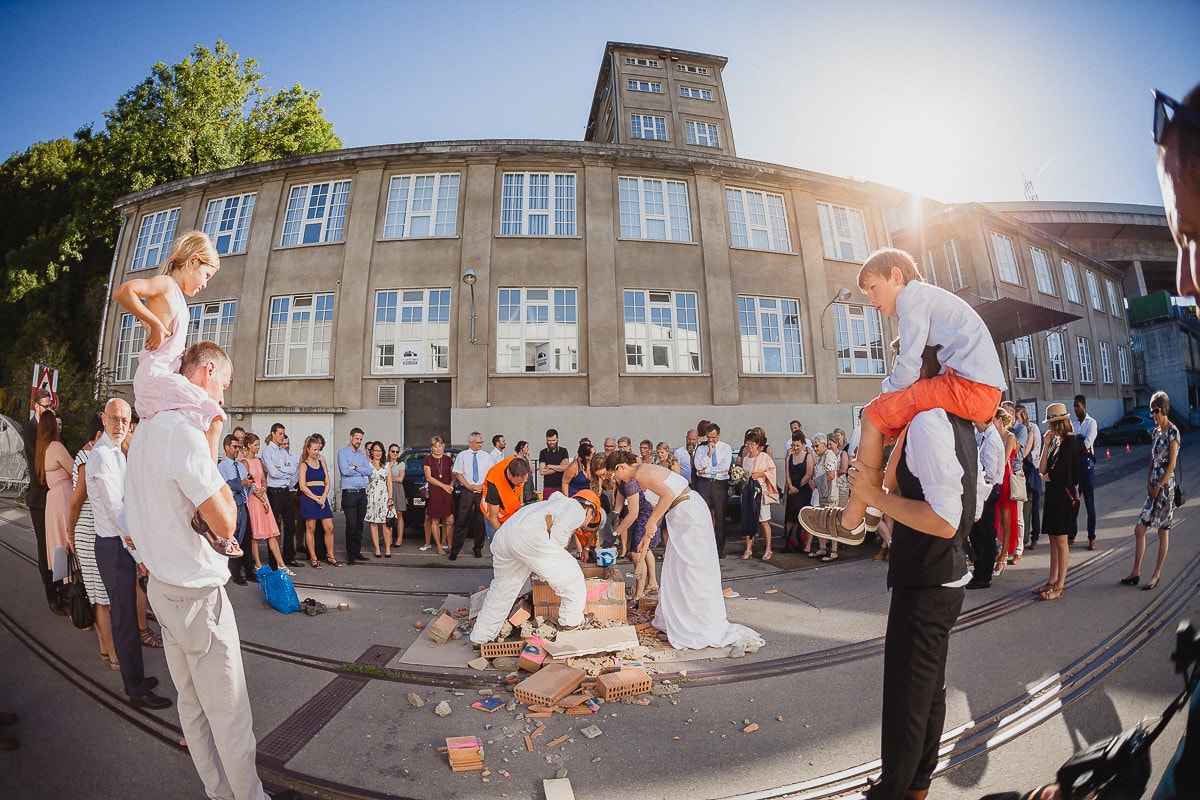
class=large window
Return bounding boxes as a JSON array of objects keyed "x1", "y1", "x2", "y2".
[
  {"x1": 626, "y1": 57, "x2": 659, "y2": 68},
  {"x1": 1105, "y1": 279, "x2": 1122, "y2": 317},
  {"x1": 265, "y1": 293, "x2": 334, "y2": 377},
  {"x1": 1061, "y1": 259, "x2": 1082, "y2": 303},
  {"x1": 1030, "y1": 246, "x2": 1055, "y2": 295},
  {"x1": 833, "y1": 304, "x2": 886, "y2": 376},
  {"x1": 1048, "y1": 332, "x2": 1070, "y2": 382},
  {"x1": 1118, "y1": 345, "x2": 1130, "y2": 384},
  {"x1": 1084, "y1": 271, "x2": 1103, "y2": 311},
  {"x1": 496, "y1": 288, "x2": 578, "y2": 373},
  {"x1": 627, "y1": 80, "x2": 662, "y2": 93},
  {"x1": 944, "y1": 239, "x2": 967, "y2": 290},
  {"x1": 726, "y1": 187, "x2": 790, "y2": 252},
  {"x1": 130, "y1": 208, "x2": 180, "y2": 270},
  {"x1": 623, "y1": 290, "x2": 700, "y2": 373},
  {"x1": 114, "y1": 313, "x2": 145, "y2": 382},
  {"x1": 684, "y1": 121, "x2": 720, "y2": 148},
  {"x1": 500, "y1": 172, "x2": 576, "y2": 236},
  {"x1": 922, "y1": 249, "x2": 943, "y2": 288},
  {"x1": 185, "y1": 300, "x2": 237, "y2": 351},
  {"x1": 372, "y1": 289, "x2": 450, "y2": 373},
  {"x1": 1012, "y1": 335, "x2": 1037, "y2": 381},
  {"x1": 817, "y1": 202, "x2": 870, "y2": 262},
  {"x1": 738, "y1": 296, "x2": 803, "y2": 374},
  {"x1": 280, "y1": 181, "x2": 350, "y2": 246},
  {"x1": 201, "y1": 194, "x2": 255, "y2": 256},
  {"x1": 618, "y1": 177, "x2": 691, "y2": 241},
  {"x1": 991, "y1": 232, "x2": 1022, "y2": 285},
  {"x1": 383, "y1": 174, "x2": 459, "y2": 238},
  {"x1": 679, "y1": 86, "x2": 712, "y2": 100},
  {"x1": 1099, "y1": 341, "x2": 1114, "y2": 384},
  {"x1": 1076, "y1": 336, "x2": 1094, "y2": 383},
  {"x1": 630, "y1": 114, "x2": 668, "y2": 141}
]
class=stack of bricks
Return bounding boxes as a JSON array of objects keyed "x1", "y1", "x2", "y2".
[
  {"x1": 444, "y1": 736, "x2": 484, "y2": 772},
  {"x1": 595, "y1": 667, "x2": 652, "y2": 701},
  {"x1": 531, "y1": 567, "x2": 627, "y2": 624},
  {"x1": 513, "y1": 663, "x2": 585, "y2": 706}
]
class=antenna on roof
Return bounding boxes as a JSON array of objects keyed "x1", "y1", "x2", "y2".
[{"x1": 1023, "y1": 174, "x2": 1039, "y2": 202}]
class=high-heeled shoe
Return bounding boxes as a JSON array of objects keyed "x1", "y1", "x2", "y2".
[
  {"x1": 1119, "y1": 575, "x2": 1140, "y2": 586},
  {"x1": 1143, "y1": 577, "x2": 1160, "y2": 591}
]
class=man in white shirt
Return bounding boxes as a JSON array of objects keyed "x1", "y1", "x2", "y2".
[
  {"x1": 1072, "y1": 394, "x2": 1099, "y2": 548},
  {"x1": 489, "y1": 434, "x2": 506, "y2": 462},
  {"x1": 674, "y1": 429, "x2": 699, "y2": 485},
  {"x1": 693, "y1": 423, "x2": 733, "y2": 558},
  {"x1": 261, "y1": 422, "x2": 301, "y2": 568},
  {"x1": 126, "y1": 341, "x2": 267, "y2": 800},
  {"x1": 88, "y1": 398, "x2": 171, "y2": 710},
  {"x1": 965, "y1": 413, "x2": 1006, "y2": 590},
  {"x1": 450, "y1": 432, "x2": 488, "y2": 560}
]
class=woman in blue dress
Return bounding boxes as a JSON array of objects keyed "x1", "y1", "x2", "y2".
[
  {"x1": 299, "y1": 433, "x2": 340, "y2": 568},
  {"x1": 597, "y1": 451, "x2": 659, "y2": 601}
]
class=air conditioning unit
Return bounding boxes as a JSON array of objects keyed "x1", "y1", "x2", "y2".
[{"x1": 377, "y1": 385, "x2": 399, "y2": 406}]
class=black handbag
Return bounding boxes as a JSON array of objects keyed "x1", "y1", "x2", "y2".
[
  {"x1": 1174, "y1": 452, "x2": 1186, "y2": 507},
  {"x1": 62, "y1": 551, "x2": 94, "y2": 630}
]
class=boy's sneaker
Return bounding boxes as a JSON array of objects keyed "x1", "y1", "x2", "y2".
[
  {"x1": 864, "y1": 508, "x2": 883, "y2": 533},
  {"x1": 799, "y1": 506, "x2": 867, "y2": 546}
]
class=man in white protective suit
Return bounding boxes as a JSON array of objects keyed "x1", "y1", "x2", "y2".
[{"x1": 470, "y1": 489, "x2": 602, "y2": 645}]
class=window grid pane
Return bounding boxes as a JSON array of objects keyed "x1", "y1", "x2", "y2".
[
  {"x1": 265, "y1": 293, "x2": 335, "y2": 376},
  {"x1": 1061, "y1": 260, "x2": 1082, "y2": 303},
  {"x1": 620, "y1": 176, "x2": 691, "y2": 242},
  {"x1": 833, "y1": 304, "x2": 885, "y2": 375},
  {"x1": 1030, "y1": 246, "x2": 1055, "y2": 295},
  {"x1": 1099, "y1": 341, "x2": 1113, "y2": 384},
  {"x1": 496, "y1": 287, "x2": 578, "y2": 373},
  {"x1": 1105, "y1": 279, "x2": 1121, "y2": 317},
  {"x1": 1012, "y1": 336, "x2": 1036, "y2": 381},
  {"x1": 131, "y1": 209, "x2": 180, "y2": 270},
  {"x1": 817, "y1": 202, "x2": 869, "y2": 262},
  {"x1": 1085, "y1": 271, "x2": 1103, "y2": 311},
  {"x1": 1077, "y1": 336, "x2": 1094, "y2": 383},
  {"x1": 727, "y1": 187, "x2": 791, "y2": 252},
  {"x1": 1118, "y1": 346, "x2": 1130, "y2": 384},
  {"x1": 738, "y1": 295, "x2": 804, "y2": 374},
  {"x1": 623, "y1": 290, "x2": 701, "y2": 373},
  {"x1": 1048, "y1": 332, "x2": 1069, "y2": 382},
  {"x1": 991, "y1": 232, "x2": 1021, "y2": 284}
]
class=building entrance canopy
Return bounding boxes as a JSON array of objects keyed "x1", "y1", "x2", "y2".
[{"x1": 973, "y1": 297, "x2": 1082, "y2": 344}]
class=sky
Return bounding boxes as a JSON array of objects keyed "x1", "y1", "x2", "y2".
[{"x1": 1, "y1": 0, "x2": 1197, "y2": 207}]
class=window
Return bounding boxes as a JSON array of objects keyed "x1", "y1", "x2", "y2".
[
  {"x1": 944, "y1": 238, "x2": 967, "y2": 290},
  {"x1": 500, "y1": 172, "x2": 576, "y2": 236},
  {"x1": 679, "y1": 86, "x2": 712, "y2": 100},
  {"x1": 1118, "y1": 345, "x2": 1130, "y2": 384},
  {"x1": 372, "y1": 289, "x2": 450, "y2": 373},
  {"x1": 922, "y1": 249, "x2": 942, "y2": 288},
  {"x1": 627, "y1": 80, "x2": 662, "y2": 93},
  {"x1": 201, "y1": 194, "x2": 255, "y2": 256},
  {"x1": 685, "y1": 121, "x2": 720, "y2": 148},
  {"x1": 623, "y1": 290, "x2": 700, "y2": 373},
  {"x1": 1012, "y1": 335, "x2": 1036, "y2": 381},
  {"x1": 1084, "y1": 271, "x2": 1103, "y2": 311},
  {"x1": 1076, "y1": 336, "x2": 1094, "y2": 383},
  {"x1": 726, "y1": 187, "x2": 791, "y2": 252},
  {"x1": 630, "y1": 114, "x2": 668, "y2": 141},
  {"x1": 383, "y1": 174, "x2": 459, "y2": 238},
  {"x1": 991, "y1": 232, "x2": 1022, "y2": 284},
  {"x1": 884, "y1": 207, "x2": 911, "y2": 234},
  {"x1": 130, "y1": 208, "x2": 180, "y2": 270},
  {"x1": 1061, "y1": 259, "x2": 1082, "y2": 303},
  {"x1": 1030, "y1": 246, "x2": 1055, "y2": 295},
  {"x1": 817, "y1": 202, "x2": 870, "y2": 262},
  {"x1": 114, "y1": 313, "x2": 145, "y2": 382},
  {"x1": 1048, "y1": 332, "x2": 1070, "y2": 382},
  {"x1": 738, "y1": 296, "x2": 803, "y2": 374},
  {"x1": 625, "y1": 57, "x2": 659, "y2": 68},
  {"x1": 265, "y1": 293, "x2": 334, "y2": 377},
  {"x1": 618, "y1": 177, "x2": 691, "y2": 241},
  {"x1": 185, "y1": 300, "x2": 237, "y2": 351},
  {"x1": 496, "y1": 288, "x2": 578, "y2": 373},
  {"x1": 833, "y1": 304, "x2": 886, "y2": 376},
  {"x1": 1099, "y1": 341, "x2": 1114, "y2": 384},
  {"x1": 280, "y1": 181, "x2": 350, "y2": 246},
  {"x1": 1105, "y1": 279, "x2": 1122, "y2": 317},
  {"x1": 676, "y1": 64, "x2": 709, "y2": 75}
]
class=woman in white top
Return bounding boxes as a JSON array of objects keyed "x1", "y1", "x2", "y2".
[
  {"x1": 740, "y1": 428, "x2": 779, "y2": 561},
  {"x1": 364, "y1": 441, "x2": 392, "y2": 558}
]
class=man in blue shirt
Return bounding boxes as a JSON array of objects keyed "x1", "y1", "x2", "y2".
[
  {"x1": 338, "y1": 428, "x2": 370, "y2": 564},
  {"x1": 217, "y1": 434, "x2": 255, "y2": 584},
  {"x1": 262, "y1": 422, "x2": 301, "y2": 568}
]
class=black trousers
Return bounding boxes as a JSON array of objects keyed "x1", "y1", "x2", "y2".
[
  {"x1": 696, "y1": 477, "x2": 729, "y2": 554},
  {"x1": 451, "y1": 490, "x2": 485, "y2": 556},
  {"x1": 867, "y1": 584, "x2": 965, "y2": 800},
  {"x1": 342, "y1": 490, "x2": 367, "y2": 560},
  {"x1": 29, "y1": 505, "x2": 58, "y2": 605},
  {"x1": 95, "y1": 537, "x2": 153, "y2": 697},
  {"x1": 267, "y1": 487, "x2": 298, "y2": 566},
  {"x1": 968, "y1": 485, "x2": 1000, "y2": 583}
]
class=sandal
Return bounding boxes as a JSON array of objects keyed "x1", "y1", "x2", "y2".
[
  {"x1": 1011, "y1": 554, "x2": 1023, "y2": 565},
  {"x1": 741, "y1": 550, "x2": 752, "y2": 560},
  {"x1": 1032, "y1": 583, "x2": 1053, "y2": 595},
  {"x1": 326, "y1": 558, "x2": 342, "y2": 567},
  {"x1": 808, "y1": 549, "x2": 827, "y2": 559},
  {"x1": 310, "y1": 559, "x2": 322, "y2": 570},
  {"x1": 1038, "y1": 585, "x2": 1063, "y2": 601},
  {"x1": 110, "y1": 660, "x2": 121, "y2": 671},
  {"x1": 140, "y1": 627, "x2": 164, "y2": 648},
  {"x1": 821, "y1": 552, "x2": 839, "y2": 562},
  {"x1": 762, "y1": 551, "x2": 773, "y2": 561}
]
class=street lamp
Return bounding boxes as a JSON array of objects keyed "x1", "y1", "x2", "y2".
[
  {"x1": 820, "y1": 287, "x2": 853, "y2": 349},
  {"x1": 462, "y1": 268, "x2": 477, "y2": 344}
]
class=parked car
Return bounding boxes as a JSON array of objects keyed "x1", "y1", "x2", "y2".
[
  {"x1": 396, "y1": 445, "x2": 463, "y2": 529},
  {"x1": 1096, "y1": 414, "x2": 1156, "y2": 446}
]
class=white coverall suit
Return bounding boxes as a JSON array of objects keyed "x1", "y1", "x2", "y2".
[{"x1": 470, "y1": 492, "x2": 587, "y2": 644}]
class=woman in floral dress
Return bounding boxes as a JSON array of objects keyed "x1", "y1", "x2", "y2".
[
  {"x1": 364, "y1": 441, "x2": 392, "y2": 557},
  {"x1": 1121, "y1": 390, "x2": 1180, "y2": 591}
]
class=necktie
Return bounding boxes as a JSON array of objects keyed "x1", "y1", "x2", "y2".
[{"x1": 472, "y1": 452, "x2": 479, "y2": 483}]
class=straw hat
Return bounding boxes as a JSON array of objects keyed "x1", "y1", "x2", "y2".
[{"x1": 1044, "y1": 402, "x2": 1070, "y2": 422}]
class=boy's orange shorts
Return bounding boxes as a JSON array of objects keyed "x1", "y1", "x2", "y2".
[{"x1": 864, "y1": 370, "x2": 1002, "y2": 439}]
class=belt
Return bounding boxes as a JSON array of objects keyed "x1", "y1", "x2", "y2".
[
  {"x1": 342, "y1": 488, "x2": 366, "y2": 493},
  {"x1": 267, "y1": 486, "x2": 295, "y2": 492},
  {"x1": 697, "y1": 476, "x2": 729, "y2": 482},
  {"x1": 668, "y1": 489, "x2": 692, "y2": 511}
]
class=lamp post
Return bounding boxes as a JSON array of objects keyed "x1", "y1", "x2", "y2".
[
  {"x1": 462, "y1": 268, "x2": 477, "y2": 344},
  {"x1": 820, "y1": 287, "x2": 853, "y2": 350}
]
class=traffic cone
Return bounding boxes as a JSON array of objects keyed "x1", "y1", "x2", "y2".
[
  {"x1": 1105, "y1": 448, "x2": 1111, "y2": 459},
  {"x1": 1126, "y1": 443, "x2": 1130, "y2": 453}
]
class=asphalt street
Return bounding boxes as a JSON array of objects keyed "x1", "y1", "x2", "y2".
[{"x1": 0, "y1": 437, "x2": 1197, "y2": 800}]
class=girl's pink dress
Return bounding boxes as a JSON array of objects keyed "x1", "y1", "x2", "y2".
[
  {"x1": 132, "y1": 279, "x2": 226, "y2": 431},
  {"x1": 244, "y1": 458, "x2": 280, "y2": 540},
  {"x1": 44, "y1": 464, "x2": 74, "y2": 563}
]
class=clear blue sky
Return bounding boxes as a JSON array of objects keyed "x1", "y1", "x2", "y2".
[{"x1": 2, "y1": 0, "x2": 1197, "y2": 206}]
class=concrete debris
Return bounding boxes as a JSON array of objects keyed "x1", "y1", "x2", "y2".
[
  {"x1": 433, "y1": 701, "x2": 452, "y2": 717},
  {"x1": 729, "y1": 644, "x2": 746, "y2": 658},
  {"x1": 478, "y1": 688, "x2": 494, "y2": 696},
  {"x1": 743, "y1": 723, "x2": 759, "y2": 734},
  {"x1": 555, "y1": 768, "x2": 568, "y2": 779},
  {"x1": 580, "y1": 725, "x2": 602, "y2": 739},
  {"x1": 407, "y1": 693, "x2": 425, "y2": 708},
  {"x1": 543, "y1": 778, "x2": 576, "y2": 800},
  {"x1": 650, "y1": 682, "x2": 681, "y2": 697}
]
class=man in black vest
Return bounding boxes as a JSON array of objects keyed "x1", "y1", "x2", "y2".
[{"x1": 848, "y1": 346, "x2": 978, "y2": 800}]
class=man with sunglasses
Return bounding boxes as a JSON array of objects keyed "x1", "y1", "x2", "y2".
[
  {"x1": 1155, "y1": 87, "x2": 1200, "y2": 302},
  {"x1": 23, "y1": 388, "x2": 65, "y2": 615}
]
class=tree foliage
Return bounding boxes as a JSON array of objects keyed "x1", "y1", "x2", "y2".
[{"x1": 0, "y1": 41, "x2": 340, "y2": 429}]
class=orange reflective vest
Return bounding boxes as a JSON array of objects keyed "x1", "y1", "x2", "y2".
[{"x1": 480, "y1": 456, "x2": 524, "y2": 527}]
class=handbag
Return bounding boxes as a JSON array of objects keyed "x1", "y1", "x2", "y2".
[
  {"x1": 256, "y1": 565, "x2": 301, "y2": 614},
  {"x1": 62, "y1": 551, "x2": 94, "y2": 630},
  {"x1": 1173, "y1": 451, "x2": 1186, "y2": 507},
  {"x1": 1009, "y1": 464, "x2": 1028, "y2": 502},
  {"x1": 1068, "y1": 485, "x2": 1081, "y2": 516}
]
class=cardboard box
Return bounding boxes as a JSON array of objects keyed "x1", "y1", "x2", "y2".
[
  {"x1": 514, "y1": 663, "x2": 585, "y2": 706},
  {"x1": 517, "y1": 636, "x2": 549, "y2": 673},
  {"x1": 595, "y1": 667, "x2": 652, "y2": 701}
]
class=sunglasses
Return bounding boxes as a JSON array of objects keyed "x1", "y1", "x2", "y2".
[
  {"x1": 1153, "y1": 90, "x2": 1200, "y2": 145},
  {"x1": 1151, "y1": 408, "x2": 1164, "y2": 415}
]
